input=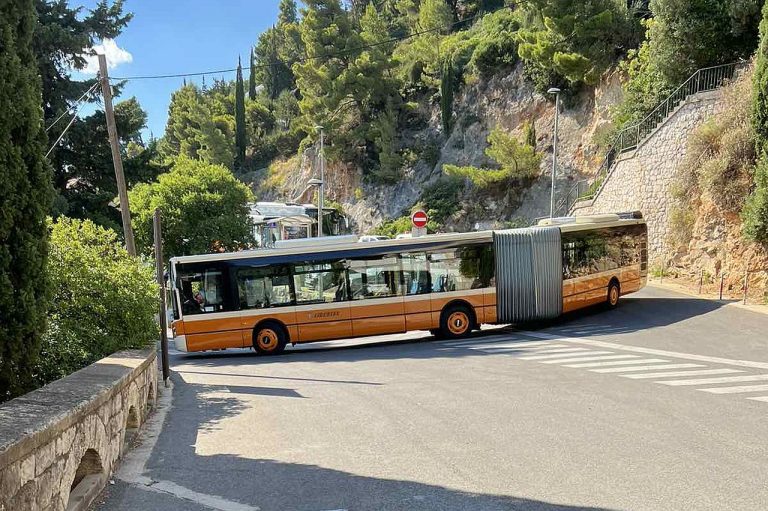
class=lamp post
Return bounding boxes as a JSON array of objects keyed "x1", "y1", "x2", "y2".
[
  {"x1": 307, "y1": 178, "x2": 323, "y2": 238},
  {"x1": 314, "y1": 125, "x2": 325, "y2": 236},
  {"x1": 547, "y1": 87, "x2": 561, "y2": 218}
]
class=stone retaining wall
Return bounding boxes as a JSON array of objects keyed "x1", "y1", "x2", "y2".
[
  {"x1": 572, "y1": 90, "x2": 725, "y2": 258},
  {"x1": 0, "y1": 349, "x2": 157, "y2": 511}
]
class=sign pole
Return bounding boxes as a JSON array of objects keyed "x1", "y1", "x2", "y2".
[{"x1": 153, "y1": 209, "x2": 170, "y2": 387}]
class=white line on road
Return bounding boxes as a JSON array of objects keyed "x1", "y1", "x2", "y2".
[
  {"x1": 470, "y1": 344, "x2": 569, "y2": 352},
  {"x1": 540, "y1": 354, "x2": 639, "y2": 364},
  {"x1": 520, "y1": 331, "x2": 768, "y2": 371},
  {"x1": 622, "y1": 368, "x2": 743, "y2": 379},
  {"x1": 489, "y1": 347, "x2": 589, "y2": 355},
  {"x1": 658, "y1": 374, "x2": 768, "y2": 386},
  {"x1": 747, "y1": 396, "x2": 768, "y2": 402},
  {"x1": 519, "y1": 351, "x2": 614, "y2": 361},
  {"x1": 591, "y1": 363, "x2": 706, "y2": 374},
  {"x1": 700, "y1": 384, "x2": 768, "y2": 394},
  {"x1": 566, "y1": 358, "x2": 670, "y2": 368}
]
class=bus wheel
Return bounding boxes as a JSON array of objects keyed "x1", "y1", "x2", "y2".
[
  {"x1": 253, "y1": 322, "x2": 287, "y2": 355},
  {"x1": 607, "y1": 281, "x2": 621, "y2": 309},
  {"x1": 440, "y1": 305, "x2": 472, "y2": 339}
]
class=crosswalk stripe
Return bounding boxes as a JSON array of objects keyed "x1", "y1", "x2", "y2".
[
  {"x1": 657, "y1": 374, "x2": 768, "y2": 386},
  {"x1": 475, "y1": 346, "x2": 582, "y2": 354},
  {"x1": 519, "y1": 350, "x2": 614, "y2": 361},
  {"x1": 566, "y1": 358, "x2": 669, "y2": 368},
  {"x1": 449, "y1": 340, "x2": 558, "y2": 349},
  {"x1": 623, "y1": 368, "x2": 742, "y2": 379},
  {"x1": 592, "y1": 363, "x2": 705, "y2": 374},
  {"x1": 747, "y1": 396, "x2": 768, "y2": 402},
  {"x1": 700, "y1": 384, "x2": 768, "y2": 394},
  {"x1": 540, "y1": 354, "x2": 639, "y2": 364}
]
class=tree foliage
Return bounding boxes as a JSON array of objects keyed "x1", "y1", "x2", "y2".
[
  {"x1": 440, "y1": 58, "x2": 455, "y2": 135},
  {"x1": 443, "y1": 128, "x2": 542, "y2": 187},
  {"x1": 128, "y1": 157, "x2": 255, "y2": 257},
  {"x1": 0, "y1": 0, "x2": 53, "y2": 401},
  {"x1": 235, "y1": 58, "x2": 247, "y2": 169},
  {"x1": 37, "y1": 218, "x2": 157, "y2": 385},
  {"x1": 745, "y1": 1, "x2": 768, "y2": 244}
]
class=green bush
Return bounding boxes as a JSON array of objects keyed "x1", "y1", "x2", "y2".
[
  {"x1": 743, "y1": 157, "x2": 768, "y2": 244},
  {"x1": 420, "y1": 177, "x2": 464, "y2": 223},
  {"x1": 373, "y1": 215, "x2": 441, "y2": 237},
  {"x1": 36, "y1": 218, "x2": 158, "y2": 385}
]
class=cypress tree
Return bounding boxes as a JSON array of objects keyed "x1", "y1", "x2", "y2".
[
  {"x1": 248, "y1": 47, "x2": 257, "y2": 100},
  {"x1": 0, "y1": 0, "x2": 53, "y2": 400},
  {"x1": 440, "y1": 58, "x2": 454, "y2": 135},
  {"x1": 235, "y1": 57, "x2": 247, "y2": 170}
]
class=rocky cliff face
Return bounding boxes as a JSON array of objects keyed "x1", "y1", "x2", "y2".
[{"x1": 261, "y1": 63, "x2": 624, "y2": 233}]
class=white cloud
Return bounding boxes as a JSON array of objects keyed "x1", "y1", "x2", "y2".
[{"x1": 80, "y1": 39, "x2": 133, "y2": 74}]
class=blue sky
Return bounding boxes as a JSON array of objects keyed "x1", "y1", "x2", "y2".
[{"x1": 77, "y1": 0, "x2": 282, "y2": 137}]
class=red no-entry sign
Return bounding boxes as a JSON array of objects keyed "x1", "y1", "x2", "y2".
[{"x1": 411, "y1": 210, "x2": 428, "y2": 228}]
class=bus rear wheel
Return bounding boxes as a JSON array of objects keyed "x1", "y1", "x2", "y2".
[
  {"x1": 440, "y1": 304, "x2": 473, "y2": 339},
  {"x1": 253, "y1": 322, "x2": 287, "y2": 355},
  {"x1": 607, "y1": 281, "x2": 620, "y2": 309}
]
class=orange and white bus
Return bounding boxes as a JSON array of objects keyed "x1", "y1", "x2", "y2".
[{"x1": 169, "y1": 212, "x2": 647, "y2": 354}]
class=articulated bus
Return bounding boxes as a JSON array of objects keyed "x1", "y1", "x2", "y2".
[{"x1": 169, "y1": 213, "x2": 647, "y2": 354}]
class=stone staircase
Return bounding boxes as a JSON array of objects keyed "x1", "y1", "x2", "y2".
[{"x1": 555, "y1": 62, "x2": 745, "y2": 217}]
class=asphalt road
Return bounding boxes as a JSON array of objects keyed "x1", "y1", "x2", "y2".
[{"x1": 97, "y1": 285, "x2": 768, "y2": 511}]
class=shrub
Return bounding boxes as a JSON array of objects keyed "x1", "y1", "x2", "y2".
[
  {"x1": 743, "y1": 157, "x2": 768, "y2": 243},
  {"x1": 373, "y1": 215, "x2": 441, "y2": 237},
  {"x1": 36, "y1": 218, "x2": 158, "y2": 385},
  {"x1": 420, "y1": 177, "x2": 464, "y2": 223}
]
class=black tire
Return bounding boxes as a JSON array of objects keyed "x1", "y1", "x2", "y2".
[
  {"x1": 607, "y1": 280, "x2": 620, "y2": 309},
  {"x1": 439, "y1": 304, "x2": 474, "y2": 339},
  {"x1": 429, "y1": 329, "x2": 441, "y2": 338},
  {"x1": 253, "y1": 321, "x2": 288, "y2": 355}
]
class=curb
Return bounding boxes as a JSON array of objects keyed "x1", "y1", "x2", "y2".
[{"x1": 646, "y1": 281, "x2": 768, "y2": 317}]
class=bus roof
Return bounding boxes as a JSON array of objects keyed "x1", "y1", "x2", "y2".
[{"x1": 169, "y1": 216, "x2": 645, "y2": 266}]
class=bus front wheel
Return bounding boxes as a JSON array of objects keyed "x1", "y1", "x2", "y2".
[
  {"x1": 607, "y1": 280, "x2": 620, "y2": 309},
  {"x1": 440, "y1": 304, "x2": 473, "y2": 339},
  {"x1": 253, "y1": 322, "x2": 287, "y2": 355}
]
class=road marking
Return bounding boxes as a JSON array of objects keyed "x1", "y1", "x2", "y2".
[
  {"x1": 447, "y1": 339, "x2": 558, "y2": 348},
  {"x1": 519, "y1": 350, "x2": 614, "y2": 361},
  {"x1": 520, "y1": 331, "x2": 768, "y2": 370},
  {"x1": 622, "y1": 368, "x2": 742, "y2": 379},
  {"x1": 566, "y1": 358, "x2": 669, "y2": 368},
  {"x1": 658, "y1": 374, "x2": 768, "y2": 386},
  {"x1": 747, "y1": 396, "x2": 768, "y2": 402},
  {"x1": 540, "y1": 354, "x2": 639, "y2": 364},
  {"x1": 591, "y1": 363, "x2": 706, "y2": 374},
  {"x1": 700, "y1": 384, "x2": 768, "y2": 394}
]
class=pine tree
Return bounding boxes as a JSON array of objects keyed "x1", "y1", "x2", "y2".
[
  {"x1": 248, "y1": 47, "x2": 257, "y2": 100},
  {"x1": 523, "y1": 120, "x2": 537, "y2": 149},
  {"x1": 440, "y1": 58, "x2": 454, "y2": 135},
  {"x1": 0, "y1": 0, "x2": 53, "y2": 400},
  {"x1": 235, "y1": 57, "x2": 247, "y2": 170},
  {"x1": 278, "y1": 0, "x2": 298, "y2": 25}
]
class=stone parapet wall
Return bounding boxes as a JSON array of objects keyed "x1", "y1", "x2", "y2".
[
  {"x1": 572, "y1": 90, "x2": 724, "y2": 259},
  {"x1": 0, "y1": 349, "x2": 157, "y2": 511}
]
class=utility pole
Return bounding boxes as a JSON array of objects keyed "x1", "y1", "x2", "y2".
[
  {"x1": 315, "y1": 125, "x2": 325, "y2": 237},
  {"x1": 98, "y1": 53, "x2": 136, "y2": 256},
  {"x1": 153, "y1": 209, "x2": 170, "y2": 387},
  {"x1": 548, "y1": 87, "x2": 561, "y2": 218}
]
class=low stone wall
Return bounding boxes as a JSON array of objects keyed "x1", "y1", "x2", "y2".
[
  {"x1": 0, "y1": 349, "x2": 157, "y2": 511},
  {"x1": 572, "y1": 90, "x2": 725, "y2": 258}
]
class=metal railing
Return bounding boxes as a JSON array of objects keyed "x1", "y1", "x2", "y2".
[{"x1": 556, "y1": 62, "x2": 744, "y2": 217}]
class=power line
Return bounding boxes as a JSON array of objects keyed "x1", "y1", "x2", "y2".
[
  {"x1": 45, "y1": 82, "x2": 99, "y2": 132},
  {"x1": 110, "y1": 5, "x2": 511, "y2": 82},
  {"x1": 45, "y1": 91, "x2": 96, "y2": 158}
]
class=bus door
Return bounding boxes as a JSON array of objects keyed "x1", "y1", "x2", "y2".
[
  {"x1": 400, "y1": 253, "x2": 433, "y2": 331},
  {"x1": 292, "y1": 262, "x2": 353, "y2": 342},
  {"x1": 348, "y1": 256, "x2": 405, "y2": 337}
]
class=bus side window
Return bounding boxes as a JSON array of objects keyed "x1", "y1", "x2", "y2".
[
  {"x1": 177, "y1": 266, "x2": 226, "y2": 314},
  {"x1": 237, "y1": 267, "x2": 292, "y2": 309},
  {"x1": 400, "y1": 253, "x2": 430, "y2": 295}
]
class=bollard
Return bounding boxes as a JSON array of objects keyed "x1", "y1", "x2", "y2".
[
  {"x1": 698, "y1": 269, "x2": 703, "y2": 295},
  {"x1": 743, "y1": 269, "x2": 749, "y2": 305},
  {"x1": 719, "y1": 273, "x2": 725, "y2": 301}
]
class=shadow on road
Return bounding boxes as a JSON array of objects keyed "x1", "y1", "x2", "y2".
[{"x1": 123, "y1": 371, "x2": 620, "y2": 511}]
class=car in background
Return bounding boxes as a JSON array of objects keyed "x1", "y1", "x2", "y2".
[{"x1": 358, "y1": 235, "x2": 390, "y2": 242}]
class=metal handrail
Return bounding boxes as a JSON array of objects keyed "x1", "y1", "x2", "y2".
[{"x1": 559, "y1": 61, "x2": 744, "y2": 216}]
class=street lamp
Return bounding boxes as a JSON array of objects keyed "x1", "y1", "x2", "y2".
[
  {"x1": 547, "y1": 87, "x2": 561, "y2": 218},
  {"x1": 307, "y1": 178, "x2": 323, "y2": 238},
  {"x1": 314, "y1": 125, "x2": 325, "y2": 237}
]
